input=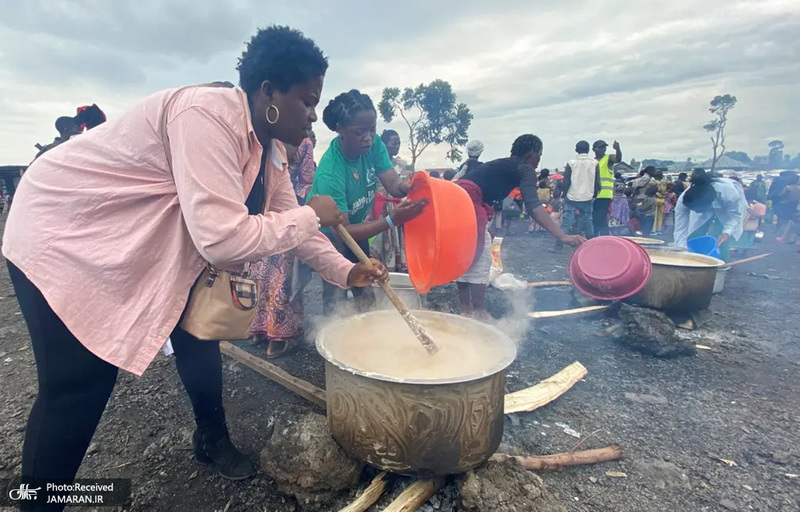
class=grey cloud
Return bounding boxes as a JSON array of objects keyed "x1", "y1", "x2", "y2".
[
  {"x1": 0, "y1": 0, "x2": 250, "y2": 59},
  {"x1": 1, "y1": 0, "x2": 799, "y2": 166}
]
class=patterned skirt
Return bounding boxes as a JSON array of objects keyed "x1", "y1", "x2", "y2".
[{"x1": 249, "y1": 253, "x2": 303, "y2": 341}]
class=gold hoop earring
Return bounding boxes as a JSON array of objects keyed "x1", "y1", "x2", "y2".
[{"x1": 266, "y1": 105, "x2": 280, "y2": 124}]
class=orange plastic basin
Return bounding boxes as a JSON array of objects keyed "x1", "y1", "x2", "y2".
[{"x1": 404, "y1": 172, "x2": 477, "y2": 293}]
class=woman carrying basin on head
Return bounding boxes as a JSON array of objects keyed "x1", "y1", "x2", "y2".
[
  {"x1": 309, "y1": 90, "x2": 428, "y2": 315},
  {"x1": 2, "y1": 26, "x2": 387, "y2": 496}
]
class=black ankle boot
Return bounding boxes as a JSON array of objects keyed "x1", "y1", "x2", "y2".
[{"x1": 193, "y1": 429, "x2": 256, "y2": 481}]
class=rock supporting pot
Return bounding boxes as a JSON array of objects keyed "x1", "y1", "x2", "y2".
[{"x1": 317, "y1": 310, "x2": 516, "y2": 476}]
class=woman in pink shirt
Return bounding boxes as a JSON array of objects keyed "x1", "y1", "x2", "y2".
[{"x1": 2, "y1": 26, "x2": 386, "y2": 488}]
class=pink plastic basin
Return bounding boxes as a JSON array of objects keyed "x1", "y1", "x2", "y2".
[{"x1": 569, "y1": 236, "x2": 652, "y2": 300}]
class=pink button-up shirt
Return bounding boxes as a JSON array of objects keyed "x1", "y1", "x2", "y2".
[{"x1": 3, "y1": 86, "x2": 354, "y2": 376}]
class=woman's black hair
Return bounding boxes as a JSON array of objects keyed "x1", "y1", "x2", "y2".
[
  {"x1": 539, "y1": 168, "x2": 550, "y2": 179},
  {"x1": 510, "y1": 134, "x2": 543, "y2": 158},
  {"x1": 682, "y1": 168, "x2": 718, "y2": 211},
  {"x1": 237, "y1": 26, "x2": 328, "y2": 95},
  {"x1": 381, "y1": 129, "x2": 399, "y2": 143},
  {"x1": 322, "y1": 90, "x2": 375, "y2": 131}
]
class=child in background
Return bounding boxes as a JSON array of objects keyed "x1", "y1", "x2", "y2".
[
  {"x1": 661, "y1": 182, "x2": 678, "y2": 240},
  {"x1": 610, "y1": 179, "x2": 631, "y2": 234},
  {"x1": 537, "y1": 179, "x2": 552, "y2": 204},
  {"x1": 534, "y1": 188, "x2": 563, "y2": 234},
  {"x1": 550, "y1": 188, "x2": 563, "y2": 226},
  {"x1": 636, "y1": 184, "x2": 658, "y2": 236}
]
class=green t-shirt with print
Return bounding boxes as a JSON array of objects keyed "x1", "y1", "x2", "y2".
[{"x1": 309, "y1": 134, "x2": 395, "y2": 225}]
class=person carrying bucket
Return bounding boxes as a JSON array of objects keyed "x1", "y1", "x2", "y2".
[
  {"x1": 456, "y1": 134, "x2": 586, "y2": 319},
  {"x1": 673, "y1": 169, "x2": 748, "y2": 262},
  {"x1": 309, "y1": 90, "x2": 429, "y2": 315}
]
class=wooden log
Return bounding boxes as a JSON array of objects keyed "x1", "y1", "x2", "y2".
[
  {"x1": 339, "y1": 472, "x2": 389, "y2": 512},
  {"x1": 490, "y1": 445, "x2": 622, "y2": 470},
  {"x1": 383, "y1": 479, "x2": 443, "y2": 512},
  {"x1": 528, "y1": 305, "x2": 611, "y2": 320},
  {"x1": 526, "y1": 281, "x2": 572, "y2": 288},
  {"x1": 219, "y1": 341, "x2": 327, "y2": 409},
  {"x1": 504, "y1": 362, "x2": 587, "y2": 414},
  {"x1": 334, "y1": 224, "x2": 438, "y2": 354},
  {"x1": 723, "y1": 252, "x2": 772, "y2": 268}
]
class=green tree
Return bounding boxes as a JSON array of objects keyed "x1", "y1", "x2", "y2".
[
  {"x1": 768, "y1": 140, "x2": 784, "y2": 169},
  {"x1": 378, "y1": 80, "x2": 472, "y2": 169},
  {"x1": 703, "y1": 94, "x2": 737, "y2": 172}
]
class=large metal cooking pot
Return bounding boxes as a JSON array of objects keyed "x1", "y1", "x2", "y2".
[
  {"x1": 316, "y1": 310, "x2": 516, "y2": 477},
  {"x1": 627, "y1": 249, "x2": 724, "y2": 311}
]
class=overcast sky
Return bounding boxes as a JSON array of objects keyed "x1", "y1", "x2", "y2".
[{"x1": 1, "y1": 0, "x2": 798, "y2": 169}]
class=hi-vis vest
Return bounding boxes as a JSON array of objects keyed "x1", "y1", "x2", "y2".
[{"x1": 597, "y1": 154, "x2": 614, "y2": 199}]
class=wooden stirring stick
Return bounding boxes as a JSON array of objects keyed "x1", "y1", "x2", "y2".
[
  {"x1": 722, "y1": 252, "x2": 772, "y2": 268},
  {"x1": 333, "y1": 224, "x2": 439, "y2": 354}
]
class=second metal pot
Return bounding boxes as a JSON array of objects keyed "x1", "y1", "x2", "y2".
[{"x1": 627, "y1": 250, "x2": 724, "y2": 311}]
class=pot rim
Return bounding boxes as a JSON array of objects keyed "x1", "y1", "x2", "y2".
[
  {"x1": 644, "y1": 249, "x2": 726, "y2": 268},
  {"x1": 316, "y1": 310, "x2": 517, "y2": 385}
]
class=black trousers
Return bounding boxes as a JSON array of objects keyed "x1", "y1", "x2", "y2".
[
  {"x1": 592, "y1": 198, "x2": 612, "y2": 237},
  {"x1": 7, "y1": 262, "x2": 227, "y2": 485}
]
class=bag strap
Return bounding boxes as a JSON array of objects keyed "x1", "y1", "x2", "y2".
[
  {"x1": 160, "y1": 82, "x2": 233, "y2": 172},
  {"x1": 161, "y1": 82, "x2": 255, "y2": 275}
]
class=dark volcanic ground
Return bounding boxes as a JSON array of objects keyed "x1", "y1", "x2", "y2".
[{"x1": 0, "y1": 218, "x2": 798, "y2": 511}]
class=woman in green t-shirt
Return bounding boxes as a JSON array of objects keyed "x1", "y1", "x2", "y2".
[{"x1": 309, "y1": 89, "x2": 428, "y2": 314}]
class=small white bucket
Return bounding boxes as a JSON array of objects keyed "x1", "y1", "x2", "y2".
[{"x1": 713, "y1": 267, "x2": 730, "y2": 294}]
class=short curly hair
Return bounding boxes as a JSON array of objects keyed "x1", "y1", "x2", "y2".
[
  {"x1": 322, "y1": 90, "x2": 375, "y2": 131},
  {"x1": 380, "y1": 129, "x2": 399, "y2": 143},
  {"x1": 237, "y1": 26, "x2": 328, "y2": 95},
  {"x1": 510, "y1": 134, "x2": 543, "y2": 158}
]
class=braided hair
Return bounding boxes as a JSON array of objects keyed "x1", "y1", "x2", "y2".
[
  {"x1": 322, "y1": 90, "x2": 375, "y2": 131},
  {"x1": 510, "y1": 134, "x2": 543, "y2": 158}
]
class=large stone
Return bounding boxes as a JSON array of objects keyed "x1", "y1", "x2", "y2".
[
  {"x1": 260, "y1": 407, "x2": 364, "y2": 508},
  {"x1": 458, "y1": 459, "x2": 566, "y2": 512},
  {"x1": 616, "y1": 304, "x2": 695, "y2": 357}
]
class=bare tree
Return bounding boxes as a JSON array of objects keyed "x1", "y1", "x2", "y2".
[{"x1": 703, "y1": 94, "x2": 737, "y2": 172}]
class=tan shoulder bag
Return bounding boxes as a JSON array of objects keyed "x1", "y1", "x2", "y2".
[{"x1": 162, "y1": 83, "x2": 260, "y2": 341}]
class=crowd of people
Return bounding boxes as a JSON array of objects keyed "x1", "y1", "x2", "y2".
[{"x1": 4, "y1": 22, "x2": 799, "y2": 512}]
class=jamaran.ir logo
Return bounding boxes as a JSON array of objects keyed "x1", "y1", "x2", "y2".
[{"x1": 8, "y1": 482, "x2": 41, "y2": 501}]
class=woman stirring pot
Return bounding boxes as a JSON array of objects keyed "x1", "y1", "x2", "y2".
[
  {"x1": 309, "y1": 90, "x2": 428, "y2": 314},
  {"x1": 2, "y1": 26, "x2": 386, "y2": 499}
]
